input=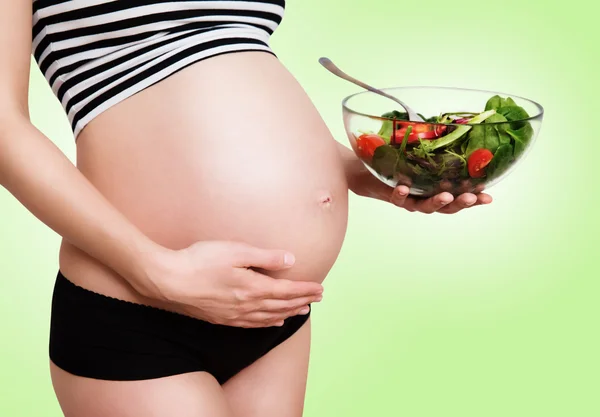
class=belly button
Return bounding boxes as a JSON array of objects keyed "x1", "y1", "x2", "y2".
[{"x1": 318, "y1": 192, "x2": 333, "y2": 208}]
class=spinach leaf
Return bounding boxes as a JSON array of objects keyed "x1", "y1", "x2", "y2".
[
  {"x1": 460, "y1": 138, "x2": 469, "y2": 154},
  {"x1": 485, "y1": 95, "x2": 517, "y2": 111},
  {"x1": 382, "y1": 110, "x2": 408, "y2": 120},
  {"x1": 485, "y1": 112, "x2": 508, "y2": 127},
  {"x1": 485, "y1": 95, "x2": 502, "y2": 111},
  {"x1": 486, "y1": 113, "x2": 511, "y2": 144},
  {"x1": 506, "y1": 122, "x2": 534, "y2": 158},
  {"x1": 465, "y1": 125, "x2": 499, "y2": 156},
  {"x1": 377, "y1": 110, "x2": 408, "y2": 142},
  {"x1": 464, "y1": 113, "x2": 512, "y2": 156},
  {"x1": 371, "y1": 145, "x2": 400, "y2": 178},
  {"x1": 497, "y1": 106, "x2": 530, "y2": 124},
  {"x1": 486, "y1": 143, "x2": 513, "y2": 179}
]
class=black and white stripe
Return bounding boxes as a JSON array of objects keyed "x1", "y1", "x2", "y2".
[{"x1": 32, "y1": 0, "x2": 285, "y2": 139}]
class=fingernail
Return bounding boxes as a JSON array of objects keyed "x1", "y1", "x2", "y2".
[
  {"x1": 465, "y1": 198, "x2": 476, "y2": 206},
  {"x1": 314, "y1": 295, "x2": 323, "y2": 302},
  {"x1": 300, "y1": 307, "x2": 310, "y2": 314},
  {"x1": 397, "y1": 188, "x2": 408, "y2": 196},
  {"x1": 440, "y1": 198, "x2": 452, "y2": 205},
  {"x1": 277, "y1": 321, "x2": 285, "y2": 326},
  {"x1": 284, "y1": 253, "x2": 295, "y2": 266}
]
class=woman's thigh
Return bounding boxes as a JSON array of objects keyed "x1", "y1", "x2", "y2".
[
  {"x1": 223, "y1": 319, "x2": 312, "y2": 417},
  {"x1": 50, "y1": 362, "x2": 233, "y2": 417}
]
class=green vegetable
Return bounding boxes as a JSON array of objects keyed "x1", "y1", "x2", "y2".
[
  {"x1": 377, "y1": 111, "x2": 429, "y2": 141},
  {"x1": 411, "y1": 162, "x2": 435, "y2": 179},
  {"x1": 460, "y1": 132, "x2": 472, "y2": 154},
  {"x1": 467, "y1": 109, "x2": 497, "y2": 124},
  {"x1": 486, "y1": 144, "x2": 513, "y2": 179},
  {"x1": 465, "y1": 126, "x2": 495, "y2": 156},
  {"x1": 485, "y1": 95, "x2": 530, "y2": 133},
  {"x1": 464, "y1": 113, "x2": 511, "y2": 156},
  {"x1": 488, "y1": 114, "x2": 511, "y2": 145},
  {"x1": 435, "y1": 151, "x2": 466, "y2": 179},
  {"x1": 497, "y1": 106, "x2": 530, "y2": 126},
  {"x1": 419, "y1": 125, "x2": 471, "y2": 152},
  {"x1": 399, "y1": 125, "x2": 412, "y2": 153},
  {"x1": 485, "y1": 113, "x2": 508, "y2": 128},
  {"x1": 419, "y1": 110, "x2": 496, "y2": 153},
  {"x1": 485, "y1": 95, "x2": 517, "y2": 111},
  {"x1": 371, "y1": 145, "x2": 400, "y2": 178},
  {"x1": 364, "y1": 94, "x2": 536, "y2": 194},
  {"x1": 377, "y1": 110, "x2": 408, "y2": 142},
  {"x1": 506, "y1": 122, "x2": 534, "y2": 158}
]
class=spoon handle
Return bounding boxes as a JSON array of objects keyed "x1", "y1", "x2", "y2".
[
  {"x1": 319, "y1": 57, "x2": 424, "y2": 122},
  {"x1": 318, "y1": 57, "x2": 387, "y2": 97}
]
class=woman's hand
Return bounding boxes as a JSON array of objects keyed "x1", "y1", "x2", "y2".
[
  {"x1": 142, "y1": 241, "x2": 323, "y2": 328},
  {"x1": 371, "y1": 182, "x2": 492, "y2": 214},
  {"x1": 339, "y1": 143, "x2": 492, "y2": 214}
]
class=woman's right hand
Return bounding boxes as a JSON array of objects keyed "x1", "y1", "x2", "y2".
[{"x1": 141, "y1": 241, "x2": 323, "y2": 328}]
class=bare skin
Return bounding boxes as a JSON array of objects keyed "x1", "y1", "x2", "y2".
[
  {"x1": 2, "y1": 2, "x2": 492, "y2": 416},
  {"x1": 51, "y1": 49, "x2": 339, "y2": 417},
  {"x1": 50, "y1": 367, "x2": 234, "y2": 417}
]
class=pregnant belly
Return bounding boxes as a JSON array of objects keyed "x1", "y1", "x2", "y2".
[{"x1": 59, "y1": 52, "x2": 349, "y2": 304}]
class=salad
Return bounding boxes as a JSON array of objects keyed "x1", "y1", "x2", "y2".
[{"x1": 354, "y1": 95, "x2": 534, "y2": 194}]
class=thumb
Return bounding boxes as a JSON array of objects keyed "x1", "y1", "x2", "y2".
[{"x1": 234, "y1": 245, "x2": 296, "y2": 271}]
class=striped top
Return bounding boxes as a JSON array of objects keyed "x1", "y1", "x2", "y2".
[{"x1": 32, "y1": 0, "x2": 286, "y2": 139}]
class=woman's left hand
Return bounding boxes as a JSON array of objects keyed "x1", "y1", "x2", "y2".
[
  {"x1": 346, "y1": 159, "x2": 493, "y2": 214},
  {"x1": 385, "y1": 183, "x2": 493, "y2": 214}
]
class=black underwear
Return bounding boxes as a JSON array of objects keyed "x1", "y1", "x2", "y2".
[{"x1": 49, "y1": 270, "x2": 309, "y2": 384}]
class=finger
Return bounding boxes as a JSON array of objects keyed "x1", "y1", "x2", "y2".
[
  {"x1": 455, "y1": 192, "x2": 479, "y2": 208},
  {"x1": 476, "y1": 192, "x2": 493, "y2": 205},
  {"x1": 241, "y1": 306, "x2": 310, "y2": 325},
  {"x1": 436, "y1": 193, "x2": 477, "y2": 214},
  {"x1": 250, "y1": 276, "x2": 324, "y2": 300},
  {"x1": 390, "y1": 185, "x2": 410, "y2": 207},
  {"x1": 411, "y1": 192, "x2": 454, "y2": 214},
  {"x1": 438, "y1": 192, "x2": 493, "y2": 214},
  {"x1": 259, "y1": 295, "x2": 322, "y2": 313},
  {"x1": 234, "y1": 245, "x2": 296, "y2": 271},
  {"x1": 229, "y1": 320, "x2": 272, "y2": 329}
]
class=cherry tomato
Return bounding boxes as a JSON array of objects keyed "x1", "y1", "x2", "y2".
[
  {"x1": 356, "y1": 134, "x2": 386, "y2": 161},
  {"x1": 468, "y1": 148, "x2": 494, "y2": 178}
]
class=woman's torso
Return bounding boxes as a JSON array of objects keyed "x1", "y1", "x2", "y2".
[{"x1": 33, "y1": 1, "x2": 349, "y2": 306}]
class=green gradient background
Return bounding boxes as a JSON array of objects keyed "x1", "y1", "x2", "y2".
[{"x1": 1, "y1": 0, "x2": 598, "y2": 415}]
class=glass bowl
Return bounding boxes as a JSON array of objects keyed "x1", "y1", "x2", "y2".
[{"x1": 342, "y1": 87, "x2": 544, "y2": 197}]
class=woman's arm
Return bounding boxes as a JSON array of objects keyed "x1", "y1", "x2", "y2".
[
  {"x1": 0, "y1": 2, "x2": 322, "y2": 327},
  {"x1": 0, "y1": 2, "x2": 165, "y2": 293},
  {"x1": 0, "y1": 119, "x2": 166, "y2": 293}
]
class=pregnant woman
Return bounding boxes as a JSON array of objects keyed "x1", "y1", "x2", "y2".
[{"x1": 1, "y1": 1, "x2": 492, "y2": 416}]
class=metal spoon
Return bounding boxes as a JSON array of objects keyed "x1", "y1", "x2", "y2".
[{"x1": 319, "y1": 57, "x2": 424, "y2": 122}]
